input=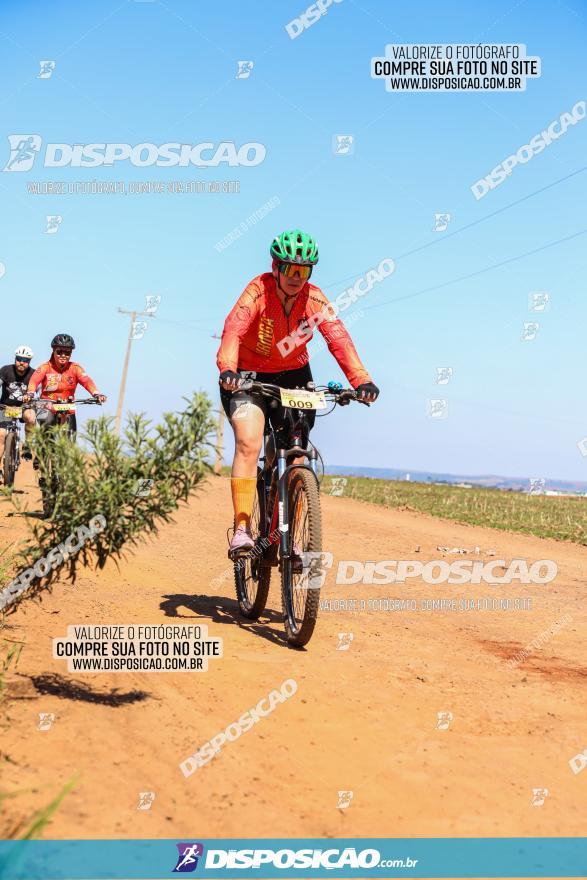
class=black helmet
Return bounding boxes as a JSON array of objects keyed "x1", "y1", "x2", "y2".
[{"x1": 51, "y1": 333, "x2": 75, "y2": 350}]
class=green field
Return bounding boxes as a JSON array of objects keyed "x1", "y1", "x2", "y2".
[{"x1": 320, "y1": 475, "x2": 587, "y2": 544}]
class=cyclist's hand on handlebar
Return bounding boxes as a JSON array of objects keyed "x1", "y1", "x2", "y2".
[
  {"x1": 22, "y1": 392, "x2": 34, "y2": 404},
  {"x1": 219, "y1": 370, "x2": 244, "y2": 392},
  {"x1": 355, "y1": 381, "x2": 380, "y2": 404},
  {"x1": 93, "y1": 393, "x2": 107, "y2": 404}
]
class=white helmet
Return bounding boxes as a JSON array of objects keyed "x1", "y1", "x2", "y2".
[{"x1": 15, "y1": 345, "x2": 33, "y2": 360}]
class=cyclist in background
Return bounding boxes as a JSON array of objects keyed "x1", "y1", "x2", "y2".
[
  {"x1": 24, "y1": 334, "x2": 107, "y2": 435},
  {"x1": 0, "y1": 345, "x2": 36, "y2": 465},
  {"x1": 217, "y1": 229, "x2": 379, "y2": 558}
]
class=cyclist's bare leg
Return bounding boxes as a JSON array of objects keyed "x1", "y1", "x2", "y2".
[
  {"x1": 0, "y1": 427, "x2": 6, "y2": 461},
  {"x1": 230, "y1": 403, "x2": 264, "y2": 478},
  {"x1": 228, "y1": 402, "x2": 264, "y2": 552},
  {"x1": 22, "y1": 408, "x2": 35, "y2": 450},
  {"x1": 22, "y1": 408, "x2": 35, "y2": 437},
  {"x1": 230, "y1": 405, "x2": 305, "y2": 473}
]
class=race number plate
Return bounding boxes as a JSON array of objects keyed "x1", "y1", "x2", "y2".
[
  {"x1": 279, "y1": 388, "x2": 327, "y2": 410},
  {"x1": 52, "y1": 403, "x2": 75, "y2": 412},
  {"x1": 4, "y1": 406, "x2": 22, "y2": 419}
]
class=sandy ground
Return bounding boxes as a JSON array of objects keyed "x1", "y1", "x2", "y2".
[{"x1": 1, "y1": 462, "x2": 586, "y2": 858}]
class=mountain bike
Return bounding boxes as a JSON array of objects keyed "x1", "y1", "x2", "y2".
[
  {"x1": 33, "y1": 397, "x2": 102, "y2": 518},
  {"x1": 232, "y1": 380, "x2": 368, "y2": 648},
  {"x1": 0, "y1": 403, "x2": 29, "y2": 487}
]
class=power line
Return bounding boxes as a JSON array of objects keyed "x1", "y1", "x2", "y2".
[
  {"x1": 361, "y1": 228, "x2": 587, "y2": 312},
  {"x1": 149, "y1": 316, "x2": 217, "y2": 335},
  {"x1": 156, "y1": 165, "x2": 587, "y2": 329},
  {"x1": 320, "y1": 164, "x2": 587, "y2": 292}
]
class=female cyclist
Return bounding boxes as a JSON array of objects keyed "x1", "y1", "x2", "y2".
[{"x1": 217, "y1": 229, "x2": 379, "y2": 558}]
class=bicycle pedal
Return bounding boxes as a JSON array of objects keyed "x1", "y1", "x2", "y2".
[{"x1": 227, "y1": 547, "x2": 252, "y2": 562}]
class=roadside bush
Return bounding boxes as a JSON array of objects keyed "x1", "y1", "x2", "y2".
[{"x1": 1, "y1": 392, "x2": 216, "y2": 613}]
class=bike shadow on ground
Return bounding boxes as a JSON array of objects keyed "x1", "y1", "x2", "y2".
[
  {"x1": 2, "y1": 490, "x2": 45, "y2": 519},
  {"x1": 5, "y1": 508, "x2": 45, "y2": 519},
  {"x1": 160, "y1": 593, "x2": 289, "y2": 648},
  {"x1": 26, "y1": 672, "x2": 151, "y2": 706}
]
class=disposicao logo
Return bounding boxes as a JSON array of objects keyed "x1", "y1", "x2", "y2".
[
  {"x1": 173, "y1": 843, "x2": 204, "y2": 873},
  {"x1": 4, "y1": 134, "x2": 42, "y2": 171},
  {"x1": 3, "y1": 136, "x2": 266, "y2": 171}
]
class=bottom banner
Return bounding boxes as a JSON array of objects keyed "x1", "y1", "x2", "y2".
[{"x1": 0, "y1": 837, "x2": 585, "y2": 879}]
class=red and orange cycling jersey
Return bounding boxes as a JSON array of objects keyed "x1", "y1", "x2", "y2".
[
  {"x1": 216, "y1": 273, "x2": 371, "y2": 388},
  {"x1": 27, "y1": 357, "x2": 98, "y2": 401}
]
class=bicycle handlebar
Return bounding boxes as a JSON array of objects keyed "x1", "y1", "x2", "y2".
[
  {"x1": 37, "y1": 397, "x2": 102, "y2": 405},
  {"x1": 238, "y1": 379, "x2": 369, "y2": 407},
  {"x1": 15, "y1": 397, "x2": 104, "y2": 411}
]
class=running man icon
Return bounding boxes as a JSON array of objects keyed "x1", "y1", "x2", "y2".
[
  {"x1": 173, "y1": 843, "x2": 204, "y2": 873},
  {"x1": 4, "y1": 135, "x2": 42, "y2": 172}
]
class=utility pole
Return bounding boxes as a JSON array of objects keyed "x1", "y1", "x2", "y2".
[
  {"x1": 211, "y1": 332, "x2": 225, "y2": 474},
  {"x1": 115, "y1": 307, "x2": 153, "y2": 435},
  {"x1": 214, "y1": 409, "x2": 225, "y2": 475}
]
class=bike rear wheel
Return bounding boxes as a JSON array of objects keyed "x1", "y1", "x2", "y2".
[
  {"x1": 234, "y1": 470, "x2": 272, "y2": 620},
  {"x1": 3, "y1": 432, "x2": 17, "y2": 487},
  {"x1": 39, "y1": 467, "x2": 58, "y2": 518},
  {"x1": 281, "y1": 467, "x2": 322, "y2": 648}
]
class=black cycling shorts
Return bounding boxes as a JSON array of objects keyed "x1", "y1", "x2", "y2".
[
  {"x1": 220, "y1": 364, "x2": 316, "y2": 434},
  {"x1": 36, "y1": 408, "x2": 77, "y2": 437}
]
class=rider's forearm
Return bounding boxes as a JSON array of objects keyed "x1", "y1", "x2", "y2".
[
  {"x1": 216, "y1": 337, "x2": 239, "y2": 374},
  {"x1": 79, "y1": 375, "x2": 98, "y2": 395},
  {"x1": 320, "y1": 324, "x2": 372, "y2": 388},
  {"x1": 217, "y1": 285, "x2": 261, "y2": 374}
]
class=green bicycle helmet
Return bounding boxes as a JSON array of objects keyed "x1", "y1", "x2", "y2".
[{"x1": 270, "y1": 229, "x2": 319, "y2": 266}]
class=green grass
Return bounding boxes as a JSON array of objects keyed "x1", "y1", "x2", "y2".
[
  {"x1": 0, "y1": 777, "x2": 77, "y2": 839},
  {"x1": 320, "y1": 475, "x2": 587, "y2": 544}
]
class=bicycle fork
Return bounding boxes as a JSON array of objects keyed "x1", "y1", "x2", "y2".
[{"x1": 272, "y1": 447, "x2": 318, "y2": 564}]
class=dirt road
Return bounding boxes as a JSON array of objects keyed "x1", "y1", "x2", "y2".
[{"x1": 1, "y1": 463, "x2": 586, "y2": 842}]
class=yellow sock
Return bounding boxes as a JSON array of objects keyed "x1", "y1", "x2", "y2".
[{"x1": 231, "y1": 477, "x2": 257, "y2": 530}]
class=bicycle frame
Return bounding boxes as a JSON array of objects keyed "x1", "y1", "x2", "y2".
[
  {"x1": 262, "y1": 426, "x2": 319, "y2": 563},
  {"x1": 230, "y1": 378, "x2": 366, "y2": 644},
  {"x1": 30, "y1": 397, "x2": 101, "y2": 516},
  {"x1": 235, "y1": 377, "x2": 363, "y2": 567},
  {"x1": 0, "y1": 415, "x2": 22, "y2": 471},
  {"x1": 1, "y1": 418, "x2": 21, "y2": 438}
]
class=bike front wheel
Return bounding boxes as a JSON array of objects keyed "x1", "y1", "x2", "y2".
[
  {"x1": 3, "y1": 433, "x2": 17, "y2": 487},
  {"x1": 234, "y1": 470, "x2": 272, "y2": 620},
  {"x1": 281, "y1": 467, "x2": 322, "y2": 648},
  {"x1": 39, "y1": 469, "x2": 58, "y2": 519}
]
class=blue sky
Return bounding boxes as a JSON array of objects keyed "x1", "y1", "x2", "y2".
[{"x1": 0, "y1": 0, "x2": 585, "y2": 481}]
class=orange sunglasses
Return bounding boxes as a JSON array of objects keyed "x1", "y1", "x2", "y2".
[{"x1": 279, "y1": 262, "x2": 312, "y2": 280}]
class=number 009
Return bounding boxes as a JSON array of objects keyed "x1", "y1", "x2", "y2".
[{"x1": 287, "y1": 398, "x2": 313, "y2": 408}]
